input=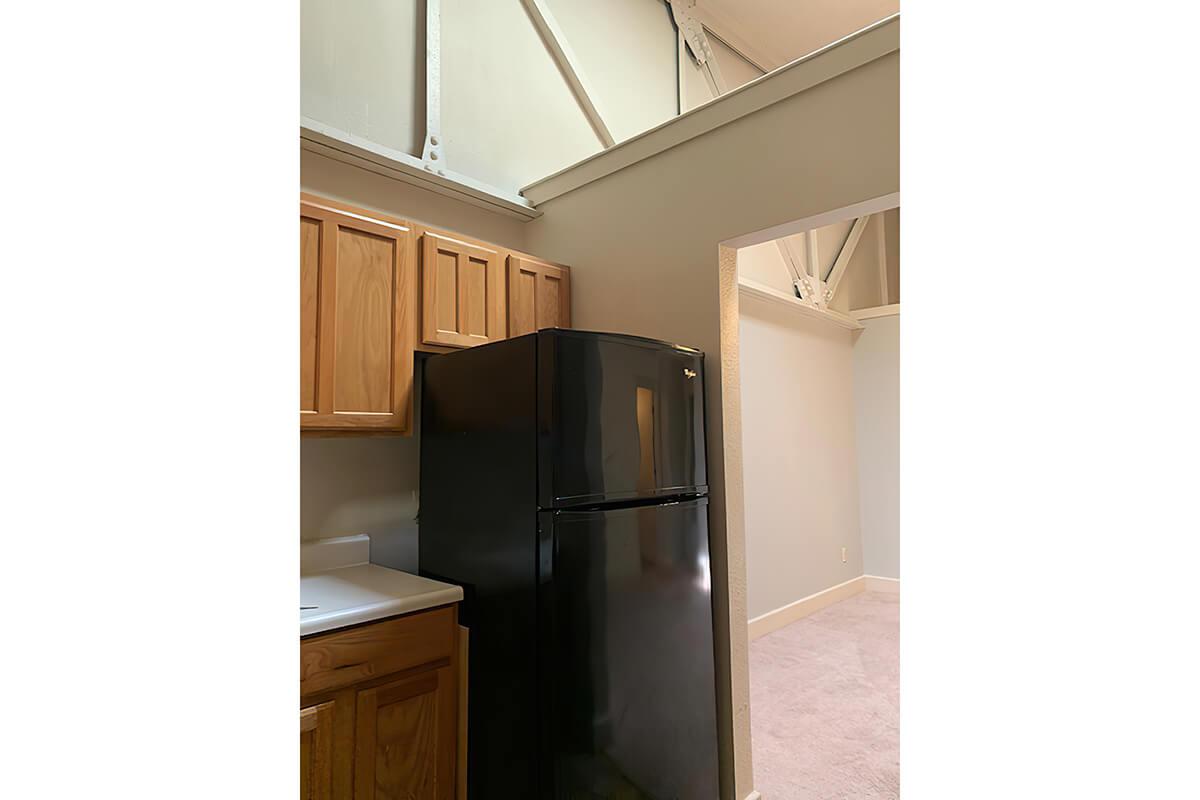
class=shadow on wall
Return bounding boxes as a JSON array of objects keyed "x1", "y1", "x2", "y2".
[
  {"x1": 301, "y1": 361, "x2": 424, "y2": 571},
  {"x1": 300, "y1": 435, "x2": 420, "y2": 571}
]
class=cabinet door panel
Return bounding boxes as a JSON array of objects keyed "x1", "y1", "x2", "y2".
[
  {"x1": 507, "y1": 256, "x2": 570, "y2": 337},
  {"x1": 300, "y1": 216, "x2": 322, "y2": 414},
  {"x1": 300, "y1": 701, "x2": 335, "y2": 800},
  {"x1": 355, "y1": 667, "x2": 457, "y2": 800},
  {"x1": 300, "y1": 196, "x2": 415, "y2": 432},
  {"x1": 421, "y1": 232, "x2": 505, "y2": 349},
  {"x1": 459, "y1": 255, "x2": 489, "y2": 338},
  {"x1": 333, "y1": 228, "x2": 397, "y2": 414}
]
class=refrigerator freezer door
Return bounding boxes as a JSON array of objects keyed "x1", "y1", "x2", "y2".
[
  {"x1": 538, "y1": 498, "x2": 720, "y2": 799},
  {"x1": 539, "y1": 331, "x2": 707, "y2": 508}
]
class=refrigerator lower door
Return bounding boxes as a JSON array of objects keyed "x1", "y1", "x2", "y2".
[{"x1": 538, "y1": 498, "x2": 719, "y2": 800}]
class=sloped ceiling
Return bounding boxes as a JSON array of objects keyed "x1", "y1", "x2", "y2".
[{"x1": 698, "y1": 0, "x2": 898, "y2": 69}]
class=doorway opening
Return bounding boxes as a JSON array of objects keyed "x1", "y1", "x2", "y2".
[{"x1": 720, "y1": 194, "x2": 900, "y2": 798}]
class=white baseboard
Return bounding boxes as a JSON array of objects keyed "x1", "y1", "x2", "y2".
[
  {"x1": 864, "y1": 575, "x2": 900, "y2": 593},
  {"x1": 748, "y1": 575, "x2": 902, "y2": 640},
  {"x1": 748, "y1": 576, "x2": 866, "y2": 640},
  {"x1": 744, "y1": 791, "x2": 762, "y2": 800}
]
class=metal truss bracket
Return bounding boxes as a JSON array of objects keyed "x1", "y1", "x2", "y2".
[
  {"x1": 825, "y1": 215, "x2": 871, "y2": 302},
  {"x1": 421, "y1": 0, "x2": 445, "y2": 175},
  {"x1": 670, "y1": 0, "x2": 727, "y2": 96},
  {"x1": 776, "y1": 236, "x2": 815, "y2": 303}
]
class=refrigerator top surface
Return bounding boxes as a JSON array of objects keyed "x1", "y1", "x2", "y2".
[{"x1": 523, "y1": 327, "x2": 705, "y2": 357}]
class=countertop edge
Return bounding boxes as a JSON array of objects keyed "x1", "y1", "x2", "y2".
[{"x1": 300, "y1": 585, "x2": 464, "y2": 638}]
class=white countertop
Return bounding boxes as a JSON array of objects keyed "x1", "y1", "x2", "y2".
[
  {"x1": 300, "y1": 534, "x2": 462, "y2": 637},
  {"x1": 301, "y1": 565, "x2": 462, "y2": 637}
]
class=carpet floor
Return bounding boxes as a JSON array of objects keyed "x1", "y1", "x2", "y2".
[{"x1": 749, "y1": 590, "x2": 899, "y2": 799}]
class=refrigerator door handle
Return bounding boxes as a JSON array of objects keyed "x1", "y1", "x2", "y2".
[{"x1": 538, "y1": 521, "x2": 554, "y2": 584}]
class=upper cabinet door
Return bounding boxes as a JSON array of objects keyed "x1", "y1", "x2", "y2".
[
  {"x1": 420, "y1": 231, "x2": 506, "y2": 349},
  {"x1": 507, "y1": 255, "x2": 571, "y2": 337},
  {"x1": 300, "y1": 196, "x2": 416, "y2": 432}
]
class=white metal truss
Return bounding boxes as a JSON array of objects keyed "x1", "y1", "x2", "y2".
[
  {"x1": 670, "y1": 0, "x2": 727, "y2": 97},
  {"x1": 522, "y1": 0, "x2": 616, "y2": 148},
  {"x1": 774, "y1": 231, "x2": 830, "y2": 309},
  {"x1": 875, "y1": 212, "x2": 890, "y2": 305},
  {"x1": 774, "y1": 236, "x2": 808, "y2": 300},
  {"x1": 421, "y1": 0, "x2": 444, "y2": 173},
  {"x1": 824, "y1": 215, "x2": 870, "y2": 301},
  {"x1": 804, "y1": 230, "x2": 827, "y2": 308}
]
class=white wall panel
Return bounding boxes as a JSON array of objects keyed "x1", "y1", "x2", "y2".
[
  {"x1": 441, "y1": 0, "x2": 601, "y2": 191},
  {"x1": 301, "y1": 0, "x2": 423, "y2": 155},
  {"x1": 853, "y1": 314, "x2": 899, "y2": 578},
  {"x1": 739, "y1": 293, "x2": 863, "y2": 619},
  {"x1": 544, "y1": 0, "x2": 678, "y2": 143}
]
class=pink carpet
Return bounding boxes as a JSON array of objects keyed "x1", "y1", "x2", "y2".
[{"x1": 749, "y1": 591, "x2": 899, "y2": 799}]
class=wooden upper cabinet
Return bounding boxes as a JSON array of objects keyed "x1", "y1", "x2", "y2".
[
  {"x1": 420, "y1": 230, "x2": 506, "y2": 349},
  {"x1": 300, "y1": 701, "x2": 335, "y2": 800},
  {"x1": 507, "y1": 255, "x2": 571, "y2": 337},
  {"x1": 300, "y1": 195, "x2": 416, "y2": 433}
]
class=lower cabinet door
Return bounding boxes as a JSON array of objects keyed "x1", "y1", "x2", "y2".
[
  {"x1": 354, "y1": 666, "x2": 457, "y2": 800},
  {"x1": 300, "y1": 701, "x2": 336, "y2": 800}
]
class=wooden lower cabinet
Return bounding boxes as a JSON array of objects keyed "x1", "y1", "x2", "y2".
[
  {"x1": 301, "y1": 701, "x2": 336, "y2": 800},
  {"x1": 300, "y1": 605, "x2": 460, "y2": 800},
  {"x1": 355, "y1": 666, "x2": 457, "y2": 800}
]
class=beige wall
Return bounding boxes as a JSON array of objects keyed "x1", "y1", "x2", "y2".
[
  {"x1": 701, "y1": 0, "x2": 899, "y2": 66},
  {"x1": 738, "y1": 292, "x2": 863, "y2": 619},
  {"x1": 523, "y1": 48, "x2": 899, "y2": 800},
  {"x1": 885, "y1": 206, "x2": 900, "y2": 303},
  {"x1": 853, "y1": 313, "x2": 900, "y2": 578},
  {"x1": 300, "y1": 436, "x2": 421, "y2": 570}
]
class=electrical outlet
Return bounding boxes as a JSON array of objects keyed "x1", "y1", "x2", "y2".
[{"x1": 841, "y1": 547, "x2": 847, "y2": 563}]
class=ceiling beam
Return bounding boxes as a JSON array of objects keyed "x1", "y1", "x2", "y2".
[{"x1": 522, "y1": 0, "x2": 616, "y2": 148}]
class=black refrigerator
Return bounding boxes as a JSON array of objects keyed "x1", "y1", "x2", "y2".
[{"x1": 420, "y1": 329, "x2": 720, "y2": 800}]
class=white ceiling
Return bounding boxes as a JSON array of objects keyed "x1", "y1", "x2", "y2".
[{"x1": 696, "y1": 0, "x2": 899, "y2": 71}]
